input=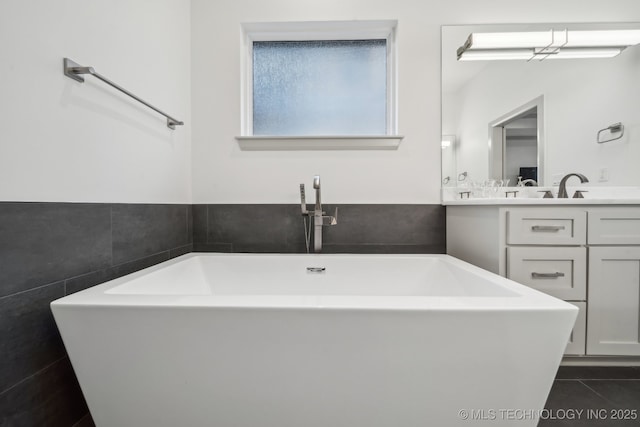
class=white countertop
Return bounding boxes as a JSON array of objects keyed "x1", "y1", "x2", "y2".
[{"x1": 442, "y1": 186, "x2": 640, "y2": 206}]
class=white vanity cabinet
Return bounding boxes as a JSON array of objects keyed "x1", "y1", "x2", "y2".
[
  {"x1": 587, "y1": 208, "x2": 640, "y2": 356},
  {"x1": 505, "y1": 208, "x2": 587, "y2": 303},
  {"x1": 447, "y1": 205, "x2": 640, "y2": 359},
  {"x1": 507, "y1": 246, "x2": 586, "y2": 301},
  {"x1": 566, "y1": 301, "x2": 587, "y2": 356}
]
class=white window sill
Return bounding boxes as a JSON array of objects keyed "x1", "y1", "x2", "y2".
[{"x1": 235, "y1": 135, "x2": 404, "y2": 151}]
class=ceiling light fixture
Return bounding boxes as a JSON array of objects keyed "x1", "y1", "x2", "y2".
[{"x1": 457, "y1": 29, "x2": 640, "y2": 61}]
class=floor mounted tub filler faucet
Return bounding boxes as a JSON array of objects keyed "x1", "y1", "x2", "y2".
[{"x1": 300, "y1": 175, "x2": 338, "y2": 253}]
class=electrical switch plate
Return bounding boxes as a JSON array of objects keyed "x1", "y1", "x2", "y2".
[{"x1": 598, "y1": 167, "x2": 610, "y2": 182}]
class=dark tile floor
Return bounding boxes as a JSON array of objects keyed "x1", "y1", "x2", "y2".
[{"x1": 541, "y1": 367, "x2": 640, "y2": 426}]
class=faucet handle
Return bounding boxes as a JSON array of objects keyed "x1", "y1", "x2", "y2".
[
  {"x1": 573, "y1": 190, "x2": 588, "y2": 199},
  {"x1": 538, "y1": 190, "x2": 554, "y2": 199},
  {"x1": 321, "y1": 207, "x2": 338, "y2": 226}
]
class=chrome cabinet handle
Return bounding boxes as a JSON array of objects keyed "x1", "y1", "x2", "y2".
[
  {"x1": 307, "y1": 267, "x2": 326, "y2": 273},
  {"x1": 531, "y1": 225, "x2": 565, "y2": 232},
  {"x1": 531, "y1": 272, "x2": 565, "y2": 279}
]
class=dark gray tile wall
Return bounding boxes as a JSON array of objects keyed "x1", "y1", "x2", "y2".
[
  {"x1": 204, "y1": 204, "x2": 306, "y2": 253},
  {"x1": 322, "y1": 204, "x2": 446, "y2": 253},
  {"x1": 1, "y1": 282, "x2": 66, "y2": 398},
  {"x1": 0, "y1": 204, "x2": 111, "y2": 299},
  {"x1": 0, "y1": 202, "x2": 192, "y2": 427},
  {"x1": 193, "y1": 204, "x2": 446, "y2": 254},
  {"x1": 0, "y1": 357, "x2": 88, "y2": 427},
  {"x1": 112, "y1": 204, "x2": 191, "y2": 264},
  {"x1": 1, "y1": 202, "x2": 445, "y2": 426}
]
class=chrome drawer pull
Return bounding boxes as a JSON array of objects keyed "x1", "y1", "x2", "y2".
[
  {"x1": 531, "y1": 225, "x2": 566, "y2": 232},
  {"x1": 307, "y1": 267, "x2": 326, "y2": 273},
  {"x1": 531, "y1": 272, "x2": 565, "y2": 279}
]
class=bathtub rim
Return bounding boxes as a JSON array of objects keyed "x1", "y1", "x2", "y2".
[{"x1": 51, "y1": 253, "x2": 576, "y2": 313}]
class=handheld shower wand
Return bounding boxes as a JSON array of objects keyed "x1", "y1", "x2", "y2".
[
  {"x1": 299, "y1": 184, "x2": 308, "y2": 215},
  {"x1": 313, "y1": 175, "x2": 321, "y2": 213}
]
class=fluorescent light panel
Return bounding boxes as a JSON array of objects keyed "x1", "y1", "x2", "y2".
[
  {"x1": 458, "y1": 29, "x2": 640, "y2": 61},
  {"x1": 545, "y1": 47, "x2": 623, "y2": 59},
  {"x1": 458, "y1": 49, "x2": 534, "y2": 61},
  {"x1": 459, "y1": 47, "x2": 624, "y2": 61},
  {"x1": 567, "y1": 30, "x2": 640, "y2": 47},
  {"x1": 469, "y1": 31, "x2": 554, "y2": 49}
]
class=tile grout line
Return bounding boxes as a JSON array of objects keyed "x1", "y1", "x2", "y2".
[
  {"x1": 169, "y1": 244, "x2": 193, "y2": 258},
  {"x1": 559, "y1": 378, "x2": 640, "y2": 381},
  {"x1": 69, "y1": 249, "x2": 179, "y2": 292},
  {"x1": 0, "y1": 280, "x2": 64, "y2": 302},
  {"x1": 113, "y1": 250, "x2": 171, "y2": 267},
  {"x1": 0, "y1": 356, "x2": 67, "y2": 397},
  {"x1": 71, "y1": 413, "x2": 92, "y2": 427},
  {"x1": 3, "y1": 247, "x2": 179, "y2": 300},
  {"x1": 65, "y1": 268, "x2": 104, "y2": 283},
  {"x1": 579, "y1": 379, "x2": 623, "y2": 407}
]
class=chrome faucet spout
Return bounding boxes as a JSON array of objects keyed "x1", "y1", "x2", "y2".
[{"x1": 557, "y1": 173, "x2": 589, "y2": 198}]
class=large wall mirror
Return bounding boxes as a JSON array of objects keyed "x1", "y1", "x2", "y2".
[{"x1": 441, "y1": 23, "x2": 640, "y2": 188}]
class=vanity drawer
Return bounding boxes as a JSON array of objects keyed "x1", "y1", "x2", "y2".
[
  {"x1": 506, "y1": 209, "x2": 586, "y2": 245},
  {"x1": 588, "y1": 208, "x2": 640, "y2": 245},
  {"x1": 565, "y1": 302, "x2": 586, "y2": 356},
  {"x1": 507, "y1": 246, "x2": 586, "y2": 300}
]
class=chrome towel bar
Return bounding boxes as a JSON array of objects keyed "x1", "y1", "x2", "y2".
[{"x1": 63, "y1": 58, "x2": 184, "y2": 129}]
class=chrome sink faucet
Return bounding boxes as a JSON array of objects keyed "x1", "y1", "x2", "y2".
[
  {"x1": 300, "y1": 175, "x2": 338, "y2": 253},
  {"x1": 557, "y1": 173, "x2": 589, "y2": 198}
]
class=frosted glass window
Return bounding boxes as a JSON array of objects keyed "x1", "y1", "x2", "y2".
[{"x1": 253, "y1": 40, "x2": 387, "y2": 136}]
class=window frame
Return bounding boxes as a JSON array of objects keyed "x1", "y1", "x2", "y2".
[{"x1": 238, "y1": 20, "x2": 400, "y2": 149}]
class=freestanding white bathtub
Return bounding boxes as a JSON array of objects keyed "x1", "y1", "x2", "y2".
[{"x1": 52, "y1": 253, "x2": 576, "y2": 427}]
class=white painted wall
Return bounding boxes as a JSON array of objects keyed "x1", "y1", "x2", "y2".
[
  {"x1": 2, "y1": 1, "x2": 638, "y2": 204},
  {"x1": 448, "y1": 24, "x2": 640, "y2": 187},
  {"x1": 0, "y1": 0, "x2": 191, "y2": 203},
  {"x1": 191, "y1": 0, "x2": 640, "y2": 204}
]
